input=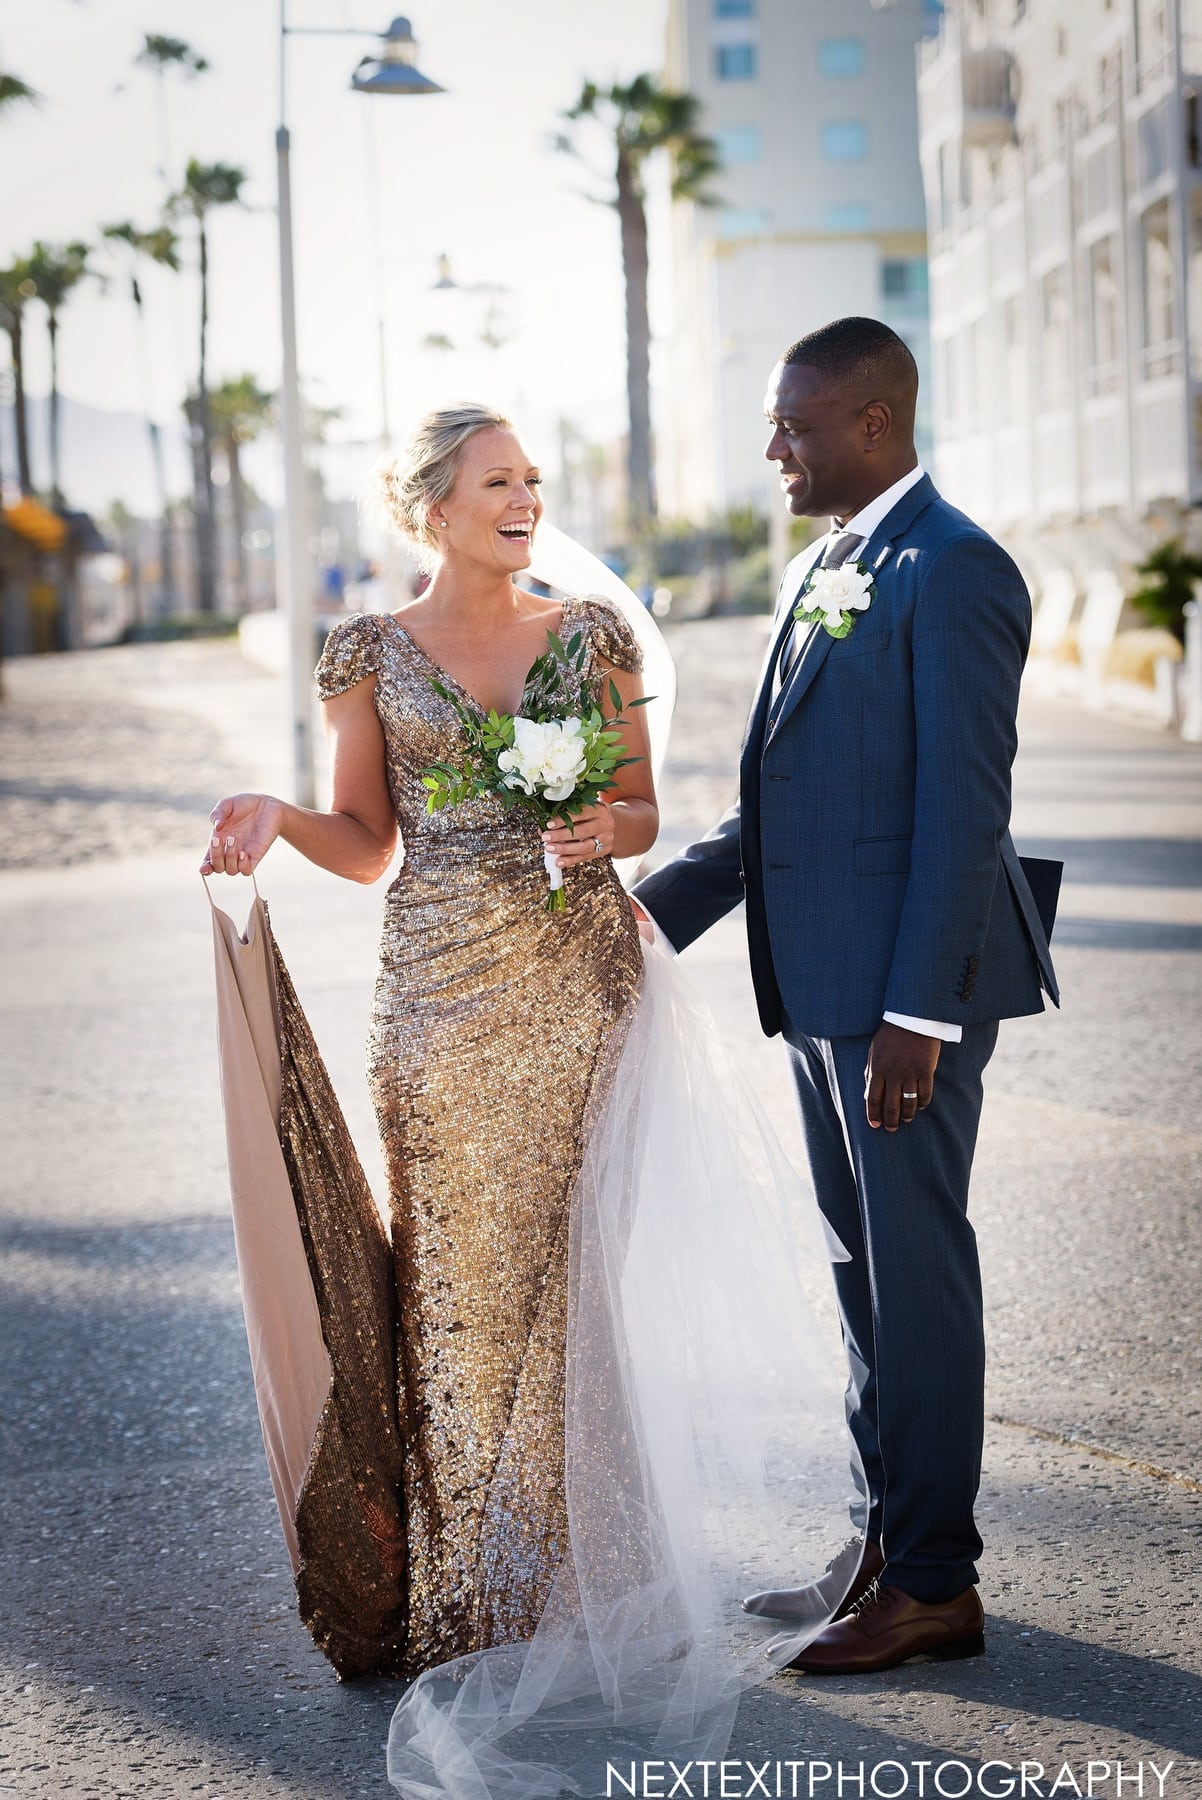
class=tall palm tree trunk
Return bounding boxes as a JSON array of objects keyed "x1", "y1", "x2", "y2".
[
  {"x1": 130, "y1": 276, "x2": 177, "y2": 615},
  {"x1": 47, "y1": 312, "x2": 62, "y2": 507},
  {"x1": 194, "y1": 220, "x2": 217, "y2": 611},
  {"x1": 8, "y1": 310, "x2": 32, "y2": 495},
  {"x1": 227, "y1": 433, "x2": 250, "y2": 610},
  {"x1": 616, "y1": 147, "x2": 655, "y2": 528}
]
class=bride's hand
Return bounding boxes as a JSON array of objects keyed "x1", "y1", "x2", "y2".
[
  {"x1": 541, "y1": 800, "x2": 615, "y2": 867},
  {"x1": 201, "y1": 793, "x2": 285, "y2": 876}
]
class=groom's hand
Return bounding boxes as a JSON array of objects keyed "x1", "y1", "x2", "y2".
[{"x1": 864, "y1": 1023, "x2": 941, "y2": 1132}]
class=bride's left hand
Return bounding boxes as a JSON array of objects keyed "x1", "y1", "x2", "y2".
[{"x1": 541, "y1": 801, "x2": 615, "y2": 868}]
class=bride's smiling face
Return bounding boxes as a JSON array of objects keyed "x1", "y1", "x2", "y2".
[{"x1": 435, "y1": 426, "x2": 544, "y2": 571}]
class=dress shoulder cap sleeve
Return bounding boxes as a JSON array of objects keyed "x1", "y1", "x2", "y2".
[
  {"x1": 314, "y1": 613, "x2": 382, "y2": 700},
  {"x1": 581, "y1": 597, "x2": 643, "y2": 675}
]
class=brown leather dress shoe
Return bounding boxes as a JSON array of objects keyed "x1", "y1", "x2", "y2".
[
  {"x1": 743, "y1": 1535, "x2": 884, "y2": 1623},
  {"x1": 782, "y1": 1579, "x2": 985, "y2": 1673}
]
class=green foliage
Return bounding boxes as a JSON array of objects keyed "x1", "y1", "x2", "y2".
[
  {"x1": 0, "y1": 72, "x2": 41, "y2": 111},
  {"x1": 1129, "y1": 539, "x2": 1202, "y2": 643},
  {"x1": 174, "y1": 159, "x2": 247, "y2": 218},
  {"x1": 22, "y1": 240, "x2": 91, "y2": 315},
  {"x1": 562, "y1": 74, "x2": 722, "y2": 204},
  {"x1": 137, "y1": 35, "x2": 210, "y2": 77},
  {"x1": 209, "y1": 373, "x2": 274, "y2": 441},
  {"x1": 102, "y1": 220, "x2": 181, "y2": 275},
  {"x1": 419, "y1": 631, "x2": 652, "y2": 909}
]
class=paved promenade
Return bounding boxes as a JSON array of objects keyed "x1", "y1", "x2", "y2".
[{"x1": 1, "y1": 624, "x2": 1199, "y2": 1798}]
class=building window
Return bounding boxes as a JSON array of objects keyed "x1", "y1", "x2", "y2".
[
  {"x1": 715, "y1": 124, "x2": 763, "y2": 165},
  {"x1": 1089, "y1": 237, "x2": 1121, "y2": 393},
  {"x1": 820, "y1": 120, "x2": 868, "y2": 161},
  {"x1": 825, "y1": 202, "x2": 872, "y2": 232},
  {"x1": 716, "y1": 208, "x2": 769, "y2": 240},
  {"x1": 881, "y1": 258, "x2": 929, "y2": 301},
  {"x1": 1142, "y1": 199, "x2": 1179, "y2": 375},
  {"x1": 818, "y1": 38, "x2": 865, "y2": 77},
  {"x1": 715, "y1": 42, "x2": 757, "y2": 80},
  {"x1": 714, "y1": 0, "x2": 754, "y2": 13}
]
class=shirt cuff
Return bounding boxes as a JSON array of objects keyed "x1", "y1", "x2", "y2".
[
  {"x1": 883, "y1": 1010, "x2": 963, "y2": 1044},
  {"x1": 630, "y1": 899, "x2": 677, "y2": 957}
]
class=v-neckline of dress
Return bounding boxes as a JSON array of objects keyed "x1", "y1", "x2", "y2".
[{"x1": 381, "y1": 598, "x2": 579, "y2": 719}]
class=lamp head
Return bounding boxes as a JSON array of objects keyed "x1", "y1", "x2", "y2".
[{"x1": 351, "y1": 16, "x2": 444, "y2": 94}]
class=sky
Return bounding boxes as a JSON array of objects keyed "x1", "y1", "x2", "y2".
[{"x1": 2, "y1": 0, "x2": 672, "y2": 504}]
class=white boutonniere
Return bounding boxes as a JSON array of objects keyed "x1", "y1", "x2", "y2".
[{"x1": 793, "y1": 560, "x2": 877, "y2": 640}]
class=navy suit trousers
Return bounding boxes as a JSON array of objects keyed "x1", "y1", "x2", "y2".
[{"x1": 784, "y1": 1018, "x2": 999, "y2": 1604}]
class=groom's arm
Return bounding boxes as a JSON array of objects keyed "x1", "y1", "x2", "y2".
[
  {"x1": 632, "y1": 798, "x2": 745, "y2": 954},
  {"x1": 883, "y1": 533, "x2": 1030, "y2": 1021}
]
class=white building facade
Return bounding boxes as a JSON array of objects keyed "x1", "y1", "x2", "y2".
[
  {"x1": 918, "y1": 0, "x2": 1202, "y2": 572},
  {"x1": 662, "y1": 0, "x2": 939, "y2": 521}
]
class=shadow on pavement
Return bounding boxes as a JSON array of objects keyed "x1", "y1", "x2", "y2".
[
  {"x1": 1017, "y1": 838, "x2": 1202, "y2": 889},
  {"x1": 1053, "y1": 919, "x2": 1202, "y2": 952}
]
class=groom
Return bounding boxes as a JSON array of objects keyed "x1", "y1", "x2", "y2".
[{"x1": 633, "y1": 317, "x2": 1059, "y2": 1673}]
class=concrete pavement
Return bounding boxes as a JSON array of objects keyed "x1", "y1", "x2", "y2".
[{"x1": 1, "y1": 626, "x2": 1199, "y2": 1797}]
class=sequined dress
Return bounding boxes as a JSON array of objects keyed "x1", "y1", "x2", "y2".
[{"x1": 312, "y1": 597, "x2": 645, "y2": 1680}]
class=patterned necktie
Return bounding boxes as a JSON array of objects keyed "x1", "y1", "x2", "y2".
[{"x1": 777, "y1": 529, "x2": 865, "y2": 687}]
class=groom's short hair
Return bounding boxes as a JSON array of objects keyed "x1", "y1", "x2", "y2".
[{"x1": 781, "y1": 318, "x2": 918, "y2": 409}]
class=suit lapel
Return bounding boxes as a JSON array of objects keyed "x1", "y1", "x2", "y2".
[
  {"x1": 765, "y1": 475, "x2": 937, "y2": 746},
  {"x1": 742, "y1": 539, "x2": 827, "y2": 763}
]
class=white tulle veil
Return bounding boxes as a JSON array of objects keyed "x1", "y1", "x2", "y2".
[{"x1": 385, "y1": 524, "x2": 862, "y2": 1800}]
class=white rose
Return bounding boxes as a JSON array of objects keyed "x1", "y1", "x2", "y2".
[
  {"x1": 536, "y1": 718, "x2": 587, "y2": 801},
  {"x1": 811, "y1": 564, "x2": 872, "y2": 611},
  {"x1": 498, "y1": 716, "x2": 552, "y2": 793}
]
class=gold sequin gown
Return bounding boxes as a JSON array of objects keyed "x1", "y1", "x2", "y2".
[{"x1": 311, "y1": 597, "x2": 645, "y2": 1680}]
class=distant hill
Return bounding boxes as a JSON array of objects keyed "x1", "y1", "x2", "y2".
[{"x1": 0, "y1": 393, "x2": 194, "y2": 517}]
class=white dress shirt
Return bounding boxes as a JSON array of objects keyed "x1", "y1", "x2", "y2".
[{"x1": 642, "y1": 461, "x2": 964, "y2": 1045}]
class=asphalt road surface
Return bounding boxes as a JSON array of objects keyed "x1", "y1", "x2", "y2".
[{"x1": 2, "y1": 626, "x2": 1199, "y2": 1798}]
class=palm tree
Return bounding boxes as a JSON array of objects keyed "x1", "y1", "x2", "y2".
[
  {"x1": 171, "y1": 160, "x2": 246, "y2": 611},
  {"x1": 23, "y1": 240, "x2": 91, "y2": 507},
  {"x1": 560, "y1": 76, "x2": 720, "y2": 529},
  {"x1": 0, "y1": 71, "x2": 40, "y2": 111},
  {"x1": 101, "y1": 221, "x2": 182, "y2": 613},
  {"x1": 135, "y1": 35, "x2": 209, "y2": 188},
  {"x1": 0, "y1": 258, "x2": 37, "y2": 495},
  {"x1": 0, "y1": 73, "x2": 39, "y2": 497},
  {"x1": 209, "y1": 374, "x2": 274, "y2": 610}
]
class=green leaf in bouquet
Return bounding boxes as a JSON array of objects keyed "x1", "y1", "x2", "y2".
[{"x1": 608, "y1": 677, "x2": 623, "y2": 715}]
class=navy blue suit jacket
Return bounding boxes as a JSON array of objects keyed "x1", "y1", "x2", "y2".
[{"x1": 635, "y1": 475, "x2": 1060, "y2": 1039}]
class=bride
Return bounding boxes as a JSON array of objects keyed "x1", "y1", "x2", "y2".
[{"x1": 202, "y1": 402, "x2": 856, "y2": 1799}]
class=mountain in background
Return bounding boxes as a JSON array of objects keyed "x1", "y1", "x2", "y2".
[{"x1": 0, "y1": 392, "x2": 298, "y2": 520}]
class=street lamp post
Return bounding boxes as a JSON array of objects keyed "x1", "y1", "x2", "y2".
[{"x1": 276, "y1": 12, "x2": 443, "y2": 808}]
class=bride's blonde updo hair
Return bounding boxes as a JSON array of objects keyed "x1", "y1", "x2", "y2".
[{"x1": 376, "y1": 401, "x2": 514, "y2": 568}]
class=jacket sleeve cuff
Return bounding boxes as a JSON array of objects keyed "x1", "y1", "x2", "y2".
[
  {"x1": 629, "y1": 901, "x2": 678, "y2": 957},
  {"x1": 882, "y1": 1010, "x2": 964, "y2": 1043}
]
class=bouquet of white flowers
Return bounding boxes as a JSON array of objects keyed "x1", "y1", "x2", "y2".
[{"x1": 421, "y1": 627, "x2": 652, "y2": 911}]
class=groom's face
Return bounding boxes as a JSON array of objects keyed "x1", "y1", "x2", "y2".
[{"x1": 763, "y1": 361, "x2": 864, "y2": 520}]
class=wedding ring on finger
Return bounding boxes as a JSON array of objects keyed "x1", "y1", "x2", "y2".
[
  {"x1": 902, "y1": 1091, "x2": 919, "y2": 1100},
  {"x1": 593, "y1": 837, "x2": 603, "y2": 856}
]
